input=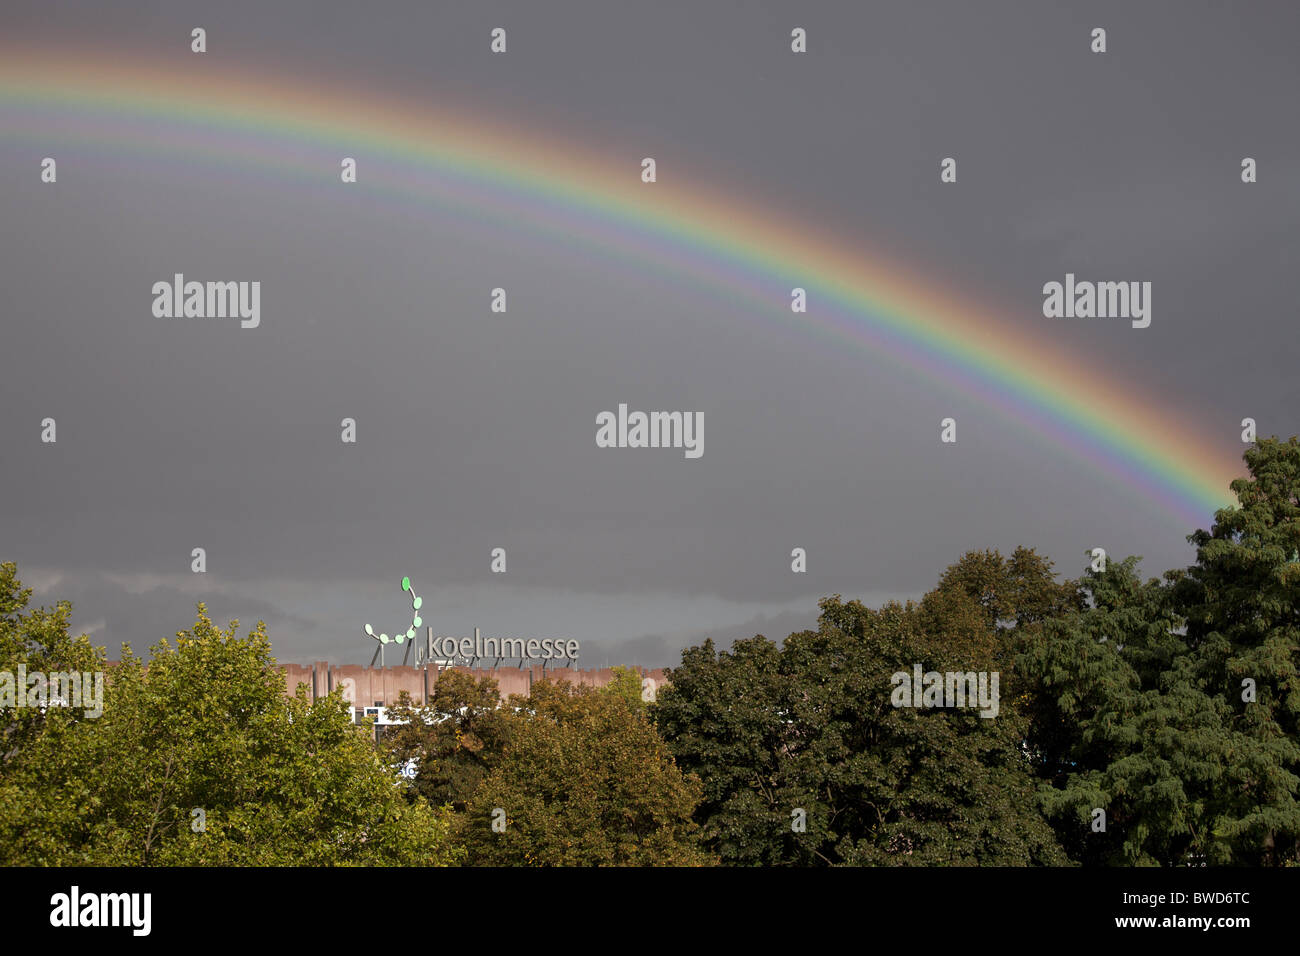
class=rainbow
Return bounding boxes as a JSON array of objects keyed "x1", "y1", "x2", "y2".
[{"x1": 0, "y1": 45, "x2": 1240, "y2": 528}]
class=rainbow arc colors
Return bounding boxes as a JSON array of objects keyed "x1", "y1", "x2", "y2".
[{"x1": 0, "y1": 46, "x2": 1240, "y2": 527}]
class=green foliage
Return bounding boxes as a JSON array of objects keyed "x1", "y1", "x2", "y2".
[
  {"x1": 649, "y1": 636, "x2": 789, "y2": 864},
  {"x1": 601, "y1": 665, "x2": 648, "y2": 712},
  {"x1": 459, "y1": 679, "x2": 712, "y2": 866},
  {"x1": 1020, "y1": 438, "x2": 1300, "y2": 865},
  {"x1": 655, "y1": 548, "x2": 1074, "y2": 866},
  {"x1": 5, "y1": 437, "x2": 1298, "y2": 867},
  {"x1": 1019, "y1": 558, "x2": 1218, "y2": 865},
  {"x1": 382, "y1": 670, "x2": 514, "y2": 811},
  {"x1": 0, "y1": 572, "x2": 460, "y2": 866},
  {"x1": 1175, "y1": 436, "x2": 1300, "y2": 864}
]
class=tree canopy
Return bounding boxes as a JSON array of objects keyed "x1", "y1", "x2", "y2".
[
  {"x1": 0, "y1": 577, "x2": 459, "y2": 866},
  {"x1": 5, "y1": 436, "x2": 1299, "y2": 866}
]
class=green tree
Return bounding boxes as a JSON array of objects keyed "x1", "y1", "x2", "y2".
[
  {"x1": 0, "y1": 568, "x2": 460, "y2": 866},
  {"x1": 383, "y1": 670, "x2": 514, "y2": 812},
  {"x1": 601, "y1": 665, "x2": 649, "y2": 711},
  {"x1": 1018, "y1": 556, "x2": 1225, "y2": 865},
  {"x1": 1173, "y1": 436, "x2": 1300, "y2": 864},
  {"x1": 1020, "y1": 438, "x2": 1300, "y2": 866},
  {"x1": 657, "y1": 554, "x2": 1074, "y2": 866},
  {"x1": 930, "y1": 546, "x2": 1084, "y2": 635},
  {"x1": 460, "y1": 679, "x2": 711, "y2": 866},
  {"x1": 650, "y1": 636, "x2": 791, "y2": 865}
]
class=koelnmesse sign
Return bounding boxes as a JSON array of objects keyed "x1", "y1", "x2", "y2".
[{"x1": 362, "y1": 576, "x2": 580, "y2": 667}]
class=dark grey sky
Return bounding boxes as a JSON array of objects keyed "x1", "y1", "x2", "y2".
[{"x1": 2, "y1": 1, "x2": 1297, "y2": 666}]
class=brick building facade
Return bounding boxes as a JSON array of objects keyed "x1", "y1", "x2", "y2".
[{"x1": 281, "y1": 661, "x2": 670, "y2": 713}]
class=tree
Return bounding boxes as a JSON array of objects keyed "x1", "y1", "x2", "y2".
[
  {"x1": 1172, "y1": 436, "x2": 1300, "y2": 864},
  {"x1": 656, "y1": 555, "x2": 1074, "y2": 866},
  {"x1": 930, "y1": 546, "x2": 1084, "y2": 634},
  {"x1": 601, "y1": 665, "x2": 649, "y2": 711},
  {"x1": 1020, "y1": 438, "x2": 1300, "y2": 866},
  {"x1": 459, "y1": 679, "x2": 712, "y2": 866},
  {"x1": 0, "y1": 566, "x2": 461, "y2": 866},
  {"x1": 650, "y1": 636, "x2": 792, "y2": 865},
  {"x1": 1018, "y1": 556, "x2": 1225, "y2": 865},
  {"x1": 382, "y1": 670, "x2": 514, "y2": 812}
]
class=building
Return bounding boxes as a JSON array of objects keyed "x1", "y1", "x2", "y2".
[{"x1": 281, "y1": 661, "x2": 670, "y2": 726}]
